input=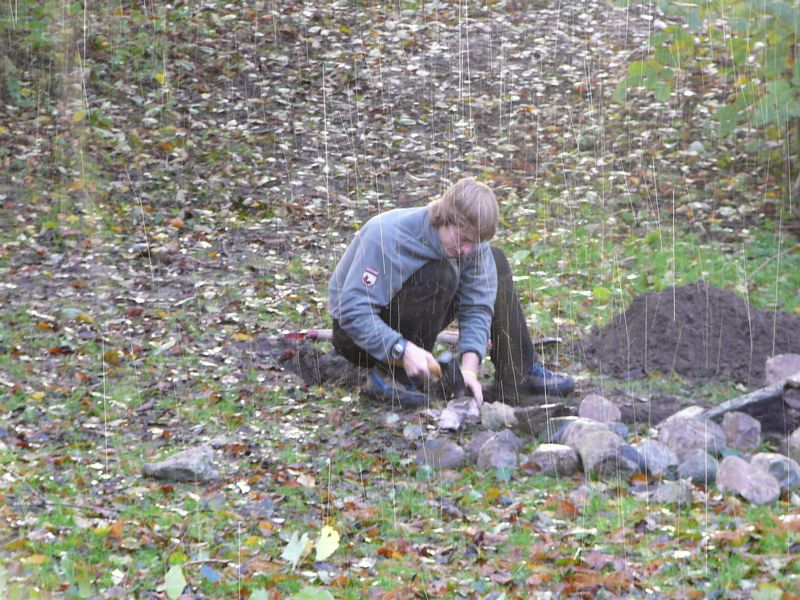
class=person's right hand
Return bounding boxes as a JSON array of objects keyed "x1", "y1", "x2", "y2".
[{"x1": 401, "y1": 341, "x2": 437, "y2": 379}]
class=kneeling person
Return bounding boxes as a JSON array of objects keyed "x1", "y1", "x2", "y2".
[{"x1": 328, "y1": 177, "x2": 574, "y2": 408}]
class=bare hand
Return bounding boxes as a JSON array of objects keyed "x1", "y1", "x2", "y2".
[
  {"x1": 462, "y1": 371, "x2": 483, "y2": 405},
  {"x1": 401, "y1": 342, "x2": 437, "y2": 379}
]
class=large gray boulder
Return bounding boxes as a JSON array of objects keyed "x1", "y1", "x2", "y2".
[
  {"x1": 416, "y1": 439, "x2": 466, "y2": 469},
  {"x1": 750, "y1": 452, "x2": 800, "y2": 493},
  {"x1": 650, "y1": 479, "x2": 693, "y2": 505},
  {"x1": 717, "y1": 456, "x2": 781, "y2": 505},
  {"x1": 788, "y1": 427, "x2": 800, "y2": 463},
  {"x1": 722, "y1": 411, "x2": 761, "y2": 451},
  {"x1": 658, "y1": 416, "x2": 726, "y2": 460},
  {"x1": 578, "y1": 394, "x2": 621, "y2": 424},
  {"x1": 473, "y1": 428, "x2": 524, "y2": 469},
  {"x1": 481, "y1": 402, "x2": 518, "y2": 431},
  {"x1": 561, "y1": 419, "x2": 638, "y2": 478},
  {"x1": 561, "y1": 417, "x2": 613, "y2": 447},
  {"x1": 634, "y1": 439, "x2": 679, "y2": 476},
  {"x1": 465, "y1": 431, "x2": 496, "y2": 463},
  {"x1": 528, "y1": 443, "x2": 579, "y2": 477},
  {"x1": 142, "y1": 445, "x2": 219, "y2": 482},
  {"x1": 677, "y1": 449, "x2": 719, "y2": 485},
  {"x1": 477, "y1": 435, "x2": 520, "y2": 470},
  {"x1": 765, "y1": 354, "x2": 800, "y2": 385}
]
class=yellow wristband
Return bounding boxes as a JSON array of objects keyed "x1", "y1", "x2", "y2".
[{"x1": 461, "y1": 369, "x2": 477, "y2": 379}]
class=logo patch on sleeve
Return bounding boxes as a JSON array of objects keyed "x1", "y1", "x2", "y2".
[{"x1": 361, "y1": 267, "x2": 379, "y2": 287}]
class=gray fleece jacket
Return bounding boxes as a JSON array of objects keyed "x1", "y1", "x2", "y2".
[{"x1": 328, "y1": 206, "x2": 497, "y2": 363}]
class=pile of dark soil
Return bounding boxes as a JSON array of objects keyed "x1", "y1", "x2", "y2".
[{"x1": 577, "y1": 281, "x2": 800, "y2": 386}]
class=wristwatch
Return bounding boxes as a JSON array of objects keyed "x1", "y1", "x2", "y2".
[{"x1": 390, "y1": 338, "x2": 407, "y2": 361}]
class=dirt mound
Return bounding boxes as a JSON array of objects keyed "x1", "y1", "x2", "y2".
[{"x1": 578, "y1": 281, "x2": 800, "y2": 386}]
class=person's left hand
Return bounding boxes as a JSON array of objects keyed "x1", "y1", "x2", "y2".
[{"x1": 462, "y1": 370, "x2": 483, "y2": 405}]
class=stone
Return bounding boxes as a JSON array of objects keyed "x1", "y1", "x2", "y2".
[
  {"x1": 481, "y1": 402, "x2": 517, "y2": 431},
  {"x1": 678, "y1": 449, "x2": 719, "y2": 485},
  {"x1": 658, "y1": 416, "x2": 726, "y2": 460},
  {"x1": 650, "y1": 479, "x2": 693, "y2": 505},
  {"x1": 788, "y1": 427, "x2": 800, "y2": 463},
  {"x1": 538, "y1": 416, "x2": 579, "y2": 443},
  {"x1": 492, "y1": 428, "x2": 524, "y2": 451},
  {"x1": 634, "y1": 439, "x2": 679, "y2": 476},
  {"x1": 477, "y1": 436, "x2": 519, "y2": 470},
  {"x1": 465, "y1": 431, "x2": 495, "y2": 463},
  {"x1": 439, "y1": 398, "x2": 480, "y2": 431},
  {"x1": 561, "y1": 418, "x2": 613, "y2": 447},
  {"x1": 608, "y1": 421, "x2": 629, "y2": 439},
  {"x1": 403, "y1": 423, "x2": 423, "y2": 441},
  {"x1": 475, "y1": 430, "x2": 523, "y2": 470},
  {"x1": 578, "y1": 393, "x2": 621, "y2": 423},
  {"x1": 751, "y1": 452, "x2": 800, "y2": 492},
  {"x1": 657, "y1": 405, "x2": 706, "y2": 428},
  {"x1": 382, "y1": 412, "x2": 401, "y2": 427},
  {"x1": 528, "y1": 443, "x2": 579, "y2": 477},
  {"x1": 722, "y1": 411, "x2": 761, "y2": 451},
  {"x1": 416, "y1": 439, "x2": 466, "y2": 470},
  {"x1": 765, "y1": 354, "x2": 800, "y2": 386},
  {"x1": 581, "y1": 432, "x2": 634, "y2": 478},
  {"x1": 142, "y1": 445, "x2": 218, "y2": 482},
  {"x1": 717, "y1": 456, "x2": 781, "y2": 505}
]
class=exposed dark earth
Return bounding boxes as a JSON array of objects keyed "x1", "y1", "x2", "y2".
[{"x1": 577, "y1": 281, "x2": 800, "y2": 387}]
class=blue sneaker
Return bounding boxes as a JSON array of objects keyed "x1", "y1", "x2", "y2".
[
  {"x1": 364, "y1": 367, "x2": 428, "y2": 408},
  {"x1": 525, "y1": 364, "x2": 575, "y2": 397}
]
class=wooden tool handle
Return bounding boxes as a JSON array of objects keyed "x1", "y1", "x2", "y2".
[{"x1": 390, "y1": 357, "x2": 442, "y2": 378}]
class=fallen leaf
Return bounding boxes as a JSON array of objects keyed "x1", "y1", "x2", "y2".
[
  {"x1": 315, "y1": 525, "x2": 340, "y2": 561},
  {"x1": 281, "y1": 531, "x2": 311, "y2": 571},
  {"x1": 164, "y1": 565, "x2": 186, "y2": 600}
]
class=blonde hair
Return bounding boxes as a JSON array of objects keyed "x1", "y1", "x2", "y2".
[{"x1": 428, "y1": 177, "x2": 499, "y2": 241}]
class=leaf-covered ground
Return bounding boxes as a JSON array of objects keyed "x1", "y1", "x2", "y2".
[{"x1": 1, "y1": 0, "x2": 799, "y2": 598}]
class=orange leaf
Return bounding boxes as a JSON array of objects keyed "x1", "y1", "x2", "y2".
[
  {"x1": 127, "y1": 306, "x2": 145, "y2": 317},
  {"x1": 169, "y1": 217, "x2": 185, "y2": 229},
  {"x1": 553, "y1": 498, "x2": 580, "y2": 518}
]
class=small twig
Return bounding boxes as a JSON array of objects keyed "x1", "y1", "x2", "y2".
[
  {"x1": 183, "y1": 559, "x2": 231, "y2": 568},
  {"x1": 746, "y1": 243, "x2": 800, "y2": 282}
]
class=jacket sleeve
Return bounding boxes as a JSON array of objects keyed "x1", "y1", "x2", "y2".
[
  {"x1": 455, "y1": 244, "x2": 497, "y2": 360},
  {"x1": 334, "y1": 236, "x2": 404, "y2": 362}
]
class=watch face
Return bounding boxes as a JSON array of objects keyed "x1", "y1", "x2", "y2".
[{"x1": 392, "y1": 341, "x2": 404, "y2": 359}]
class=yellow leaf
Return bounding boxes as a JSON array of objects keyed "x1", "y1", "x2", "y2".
[
  {"x1": 245, "y1": 535, "x2": 262, "y2": 547},
  {"x1": 71, "y1": 111, "x2": 85, "y2": 123},
  {"x1": 485, "y1": 488, "x2": 501, "y2": 502},
  {"x1": 155, "y1": 71, "x2": 166, "y2": 85},
  {"x1": 66, "y1": 214, "x2": 80, "y2": 223},
  {"x1": 0, "y1": 125, "x2": 7, "y2": 134},
  {"x1": 4, "y1": 538, "x2": 28, "y2": 550},
  {"x1": 67, "y1": 179, "x2": 85, "y2": 192},
  {"x1": 315, "y1": 526, "x2": 340, "y2": 561},
  {"x1": 104, "y1": 350, "x2": 122, "y2": 366},
  {"x1": 76, "y1": 313, "x2": 94, "y2": 324},
  {"x1": 232, "y1": 332, "x2": 253, "y2": 342},
  {"x1": 36, "y1": 321, "x2": 55, "y2": 330},
  {"x1": 30, "y1": 391, "x2": 45, "y2": 402},
  {"x1": 23, "y1": 554, "x2": 50, "y2": 565}
]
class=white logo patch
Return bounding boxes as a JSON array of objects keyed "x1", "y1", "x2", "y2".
[{"x1": 361, "y1": 267, "x2": 378, "y2": 287}]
